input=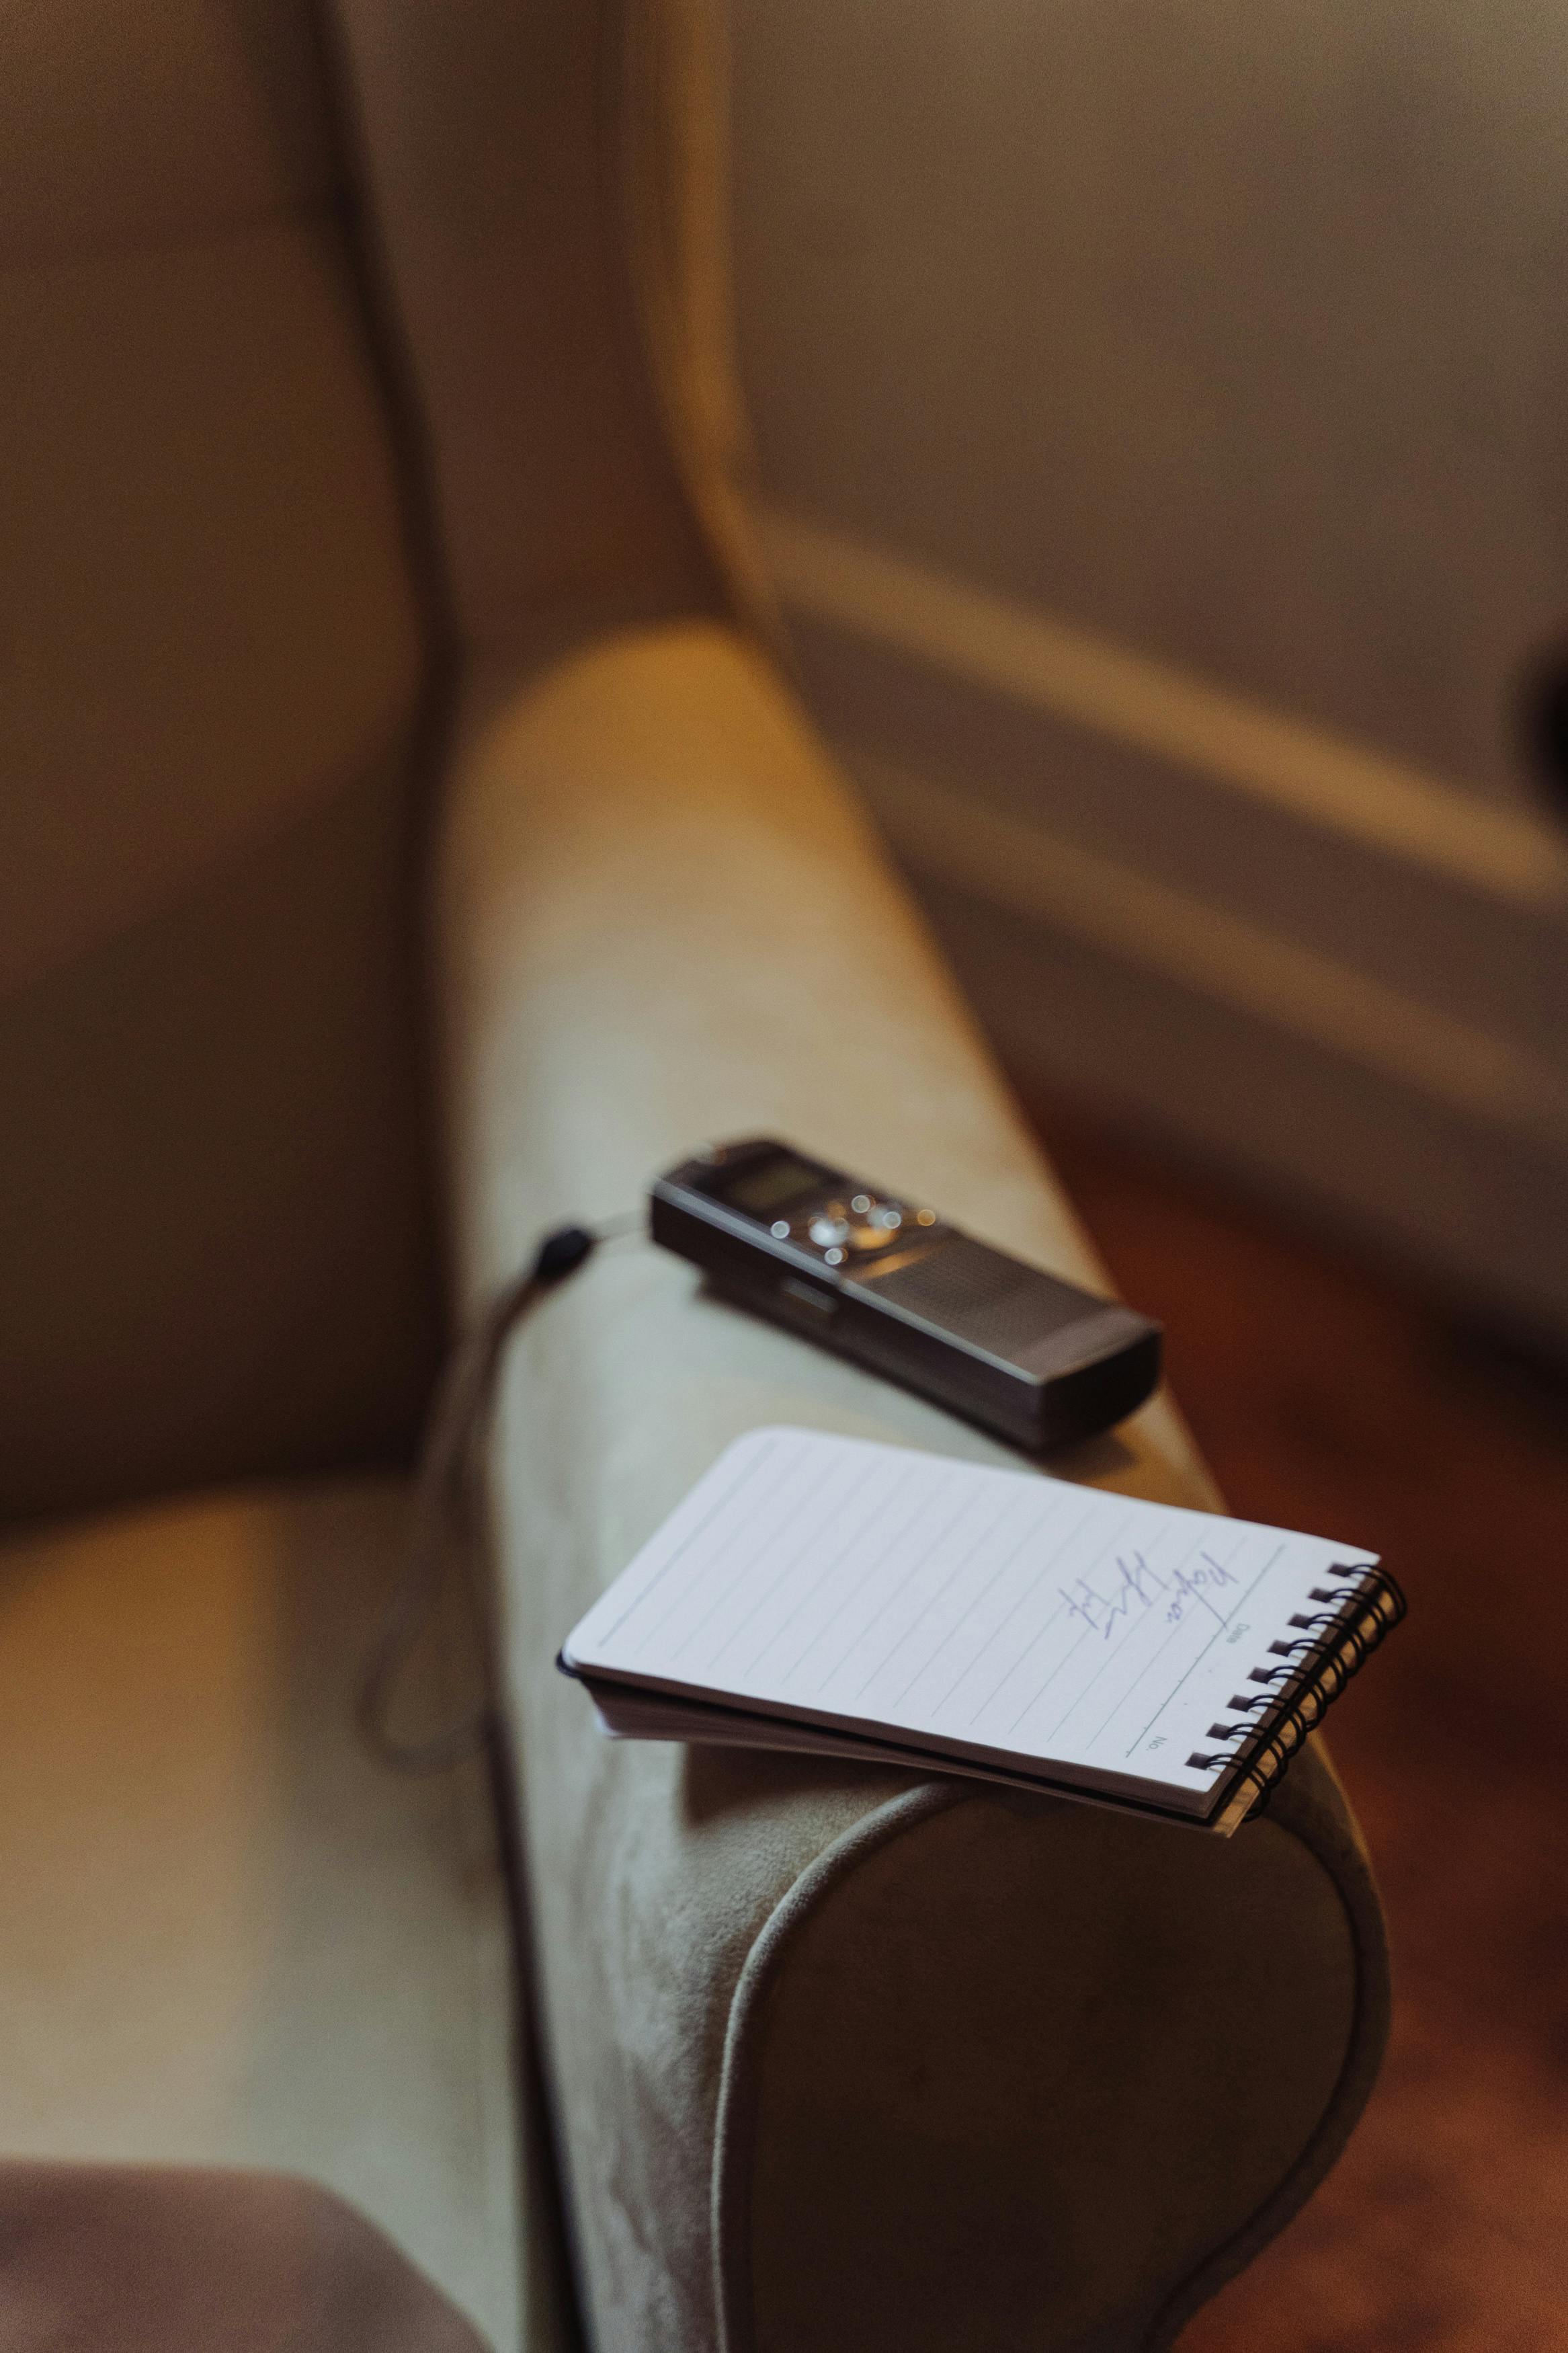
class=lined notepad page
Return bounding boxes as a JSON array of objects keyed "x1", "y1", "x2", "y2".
[{"x1": 563, "y1": 1429, "x2": 1379, "y2": 1803}]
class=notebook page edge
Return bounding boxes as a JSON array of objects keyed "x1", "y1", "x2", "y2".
[
  {"x1": 573, "y1": 1659, "x2": 1216, "y2": 1816},
  {"x1": 583, "y1": 1675, "x2": 1233, "y2": 1833},
  {"x1": 560, "y1": 1426, "x2": 1380, "y2": 1821}
]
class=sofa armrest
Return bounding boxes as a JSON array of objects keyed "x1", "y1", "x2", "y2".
[{"x1": 436, "y1": 621, "x2": 1388, "y2": 2353}]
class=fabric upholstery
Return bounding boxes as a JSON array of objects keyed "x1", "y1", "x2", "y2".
[
  {"x1": 5, "y1": 0, "x2": 336, "y2": 265},
  {"x1": 0, "y1": 2163, "x2": 485, "y2": 2353},
  {"x1": 327, "y1": 0, "x2": 723, "y2": 660},
  {"x1": 0, "y1": 221, "x2": 420, "y2": 1002},
  {"x1": 2, "y1": 8, "x2": 1393, "y2": 2352},
  {"x1": 0, "y1": 1479, "x2": 534, "y2": 2350},
  {"x1": 0, "y1": 766, "x2": 438, "y2": 1523},
  {"x1": 437, "y1": 620, "x2": 1389, "y2": 2353},
  {"x1": 0, "y1": 6, "x2": 439, "y2": 1519}
]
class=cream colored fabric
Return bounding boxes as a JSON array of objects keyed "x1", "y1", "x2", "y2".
[
  {"x1": 329, "y1": 0, "x2": 722, "y2": 657},
  {"x1": 0, "y1": 1479, "x2": 538, "y2": 2350},
  {"x1": 621, "y1": 0, "x2": 783, "y2": 643},
  {"x1": 0, "y1": 9, "x2": 1391, "y2": 2350},
  {"x1": 438, "y1": 621, "x2": 1388, "y2": 2353},
  {"x1": 0, "y1": 5, "x2": 439, "y2": 1517},
  {"x1": 4, "y1": 0, "x2": 336, "y2": 264},
  {"x1": 0, "y1": 2163, "x2": 488, "y2": 2353},
  {"x1": 0, "y1": 766, "x2": 439, "y2": 1523},
  {"x1": 0, "y1": 221, "x2": 422, "y2": 1002}
]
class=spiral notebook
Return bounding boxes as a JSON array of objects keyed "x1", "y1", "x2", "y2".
[{"x1": 559, "y1": 1428, "x2": 1403, "y2": 1834}]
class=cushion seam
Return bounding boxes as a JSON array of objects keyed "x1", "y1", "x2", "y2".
[
  {"x1": 708, "y1": 1778, "x2": 972, "y2": 2353},
  {"x1": 1138, "y1": 1770, "x2": 1393, "y2": 2348}
]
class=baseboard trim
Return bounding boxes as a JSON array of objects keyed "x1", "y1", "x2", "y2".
[
  {"x1": 847, "y1": 751, "x2": 1568, "y2": 1158},
  {"x1": 759, "y1": 505, "x2": 1568, "y2": 914}
]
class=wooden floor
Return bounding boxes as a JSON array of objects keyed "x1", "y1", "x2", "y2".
[{"x1": 1026, "y1": 1092, "x2": 1568, "y2": 2353}]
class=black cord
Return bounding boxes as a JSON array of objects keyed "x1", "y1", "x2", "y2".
[{"x1": 358, "y1": 1213, "x2": 643, "y2": 1772}]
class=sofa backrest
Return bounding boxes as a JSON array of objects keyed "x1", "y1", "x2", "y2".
[
  {"x1": 326, "y1": 0, "x2": 723, "y2": 665},
  {"x1": 0, "y1": 0, "x2": 737, "y2": 1527},
  {"x1": 0, "y1": 0, "x2": 440, "y2": 1521}
]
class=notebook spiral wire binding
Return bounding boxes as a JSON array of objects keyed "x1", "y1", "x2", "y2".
[{"x1": 1184, "y1": 1566, "x2": 1407, "y2": 1819}]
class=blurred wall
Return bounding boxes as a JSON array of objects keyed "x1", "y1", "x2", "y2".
[{"x1": 725, "y1": 0, "x2": 1568, "y2": 1346}]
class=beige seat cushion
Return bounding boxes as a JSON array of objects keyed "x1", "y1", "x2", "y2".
[
  {"x1": 0, "y1": 2161, "x2": 487, "y2": 2352},
  {"x1": 0, "y1": 1480, "x2": 541, "y2": 2351},
  {"x1": 438, "y1": 620, "x2": 1389, "y2": 2353}
]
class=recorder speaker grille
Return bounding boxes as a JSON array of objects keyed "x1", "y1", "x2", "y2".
[{"x1": 860, "y1": 1238, "x2": 1088, "y2": 1363}]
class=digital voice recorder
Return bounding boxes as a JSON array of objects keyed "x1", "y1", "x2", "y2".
[{"x1": 651, "y1": 1139, "x2": 1161, "y2": 1452}]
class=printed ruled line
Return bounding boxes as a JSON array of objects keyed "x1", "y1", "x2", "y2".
[
  {"x1": 619, "y1": 1441, "x2": 814, "y2": 1660},
  {"x1": 843, "y1": 1488, "x2": 1022, "y2": 1706},
  {"x1": 1098, "y1": 1531, "x2": 1251, "y2": 1747},
  {"x1": 727, "y1": 1466, "x2": 907, "y2": 1683},
  {"x1": 735, "y1": 1474, "x2": 912, "y2": 1683},
  {"x1": 801, "y1": 1478, "x2": 985, "y2": 1701},
  {"x1": 768, "y1": 1468, "x2": 952, "y2": 1690},
  {"x1": 1125, "y1": 1541, "x2": 1284, "y2": 1759},
  {"x1": 919, "y1": 1494, "x2": 1100, "y2": 1718},
  {"x1": 1037, "y1": 1534, "x2": 1231, "y2": 1743},
  {"x1": 663, "y1": 1453, "x2": 866, "y2": 1673},
  {"x1": 968, "y1": 1509, "x2": 1139, "y2": 1729},
  {"x1": 580, "y1": 1431, "x2": 1374, "y2": 1808},
  {"x1": 884, "y1": 1499, "x2": 1048, "y2": 1710},
  {"x1": 591, "y1": 1433, "x2": 790, "y2": 1648},
  {"x1": 1037, "y1": 1529, "x2": 1243, "y2": 1751},
  {"x1": 1020, "y1": 1533, "x2": 1207, "y2": 1743}
]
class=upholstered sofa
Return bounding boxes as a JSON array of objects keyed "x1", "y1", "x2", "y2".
[{"x1": 1, "y1": 1, "x2": 1389, "y2": 2346}]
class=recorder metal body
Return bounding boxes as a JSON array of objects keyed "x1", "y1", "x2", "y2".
[{"x1": 651, "y1": 1139, "x2": 1161, "y2": 1452}]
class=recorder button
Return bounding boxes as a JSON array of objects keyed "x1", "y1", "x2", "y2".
[{"x1": 845, "y1": 1202, "x2": 905, "y2": 1251}]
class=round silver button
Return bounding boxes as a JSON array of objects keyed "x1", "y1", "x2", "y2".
[
  {"x1": 809, "y1": 1213, "x2": 850, "y2": 1248},
  {"x1": 770, "y1": 1219, "x2": 791, "y2": 1238},
  {"x1": 823, "y1": 1246, "x2": 845, "y2": 1266},
  {"x1": 842, "y1": 1201, "x2": 905, "y2": 1252}
]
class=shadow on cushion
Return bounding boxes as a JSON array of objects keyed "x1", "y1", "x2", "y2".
[{"x1": 0, "y1": 2163, "x2": 489, "y2": 2352}]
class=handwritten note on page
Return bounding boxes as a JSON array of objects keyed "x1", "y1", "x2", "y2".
[{"x1": 561, "y1": 1428, "x2": 1380, "y2": 1817}]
